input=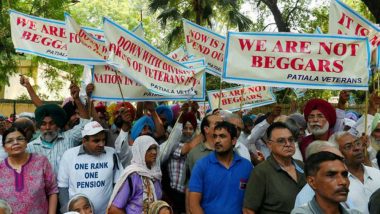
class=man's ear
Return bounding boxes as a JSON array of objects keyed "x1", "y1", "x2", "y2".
[
  {"x1": 232, "y1": 137, "x2": 237, "y2": 146},
  {"x1": 307, "y1": 176, "x2": 317, "y2": 190}
]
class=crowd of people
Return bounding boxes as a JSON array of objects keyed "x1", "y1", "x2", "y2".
[{"x1": 0, "y1": 76, "x2": 380, "y2": 214}]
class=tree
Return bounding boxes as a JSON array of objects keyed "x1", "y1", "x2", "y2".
[
  {"x1": 148, "y1": 0, "x2": 253, "y2": 50},
  {"x1": 360, "y1": 0, "x2": 380, "y2": 22}
]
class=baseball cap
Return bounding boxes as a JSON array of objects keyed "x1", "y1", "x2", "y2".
[{"x1": 82, "y1": 121, "x2": 105, "y2": 137}]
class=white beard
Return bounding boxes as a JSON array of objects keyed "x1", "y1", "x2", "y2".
[{"x1": 308, "y1": 121, "x2": 329, "y2": 136}]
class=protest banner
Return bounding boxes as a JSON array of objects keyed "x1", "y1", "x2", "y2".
[
  {"x1": 223, "y1": 32, "x2": 370, "y2": 90},
  {"x1": 207, "y1": 85, "x2": 276, "y2": 112},
  {"x1": 65, "y1": 13, "x2": 145, "y2": 65},
  {"x1": 293, "y1": 88, "x2": 307, "y2": 98},
  {"x1": 329, "y1": 0, "x2": 380, "y2": 51},
  {"x1": 9, "y1": 9, "x2": 69, "y2": 61},
  {"x1": 91, "y1": 59, "x2": 206, "y2": 101},
  {"x1": 183, "y1": 19, "x2": 225, "y2": 76},
  {"x1": 104, "y1": 17, "x2": 205, "y2": 96},
  {"x1": 168, "y1": 46, "x2": 190, "y2": 62},
  {"x1": 198, "y1": 102, "x2": 210, "y2": 119}
]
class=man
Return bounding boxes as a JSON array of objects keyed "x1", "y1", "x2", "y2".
[
  {"x1": 13, "y1": 117, "x2": 35, "y2": 142},
  {"x1": 27, "y1": 102, "x2": 90, "y2": 175},
  {"x1": 108, "y1": 102, "x2": 135, "y2": 167},
  {"x1": 301, "y1": 99, "x2": 338, "y2": 159},
  {"x1": 239, "y1": 115, "x2": 254, "y2": 149},
  {"x1": 164, "y1": 112, "x2": 198, "y2": 213},
  {"x1": 330, "y1": 131, "x2": 380, "y2": 214},
  {"x1": 185, "y1": 114, "x2": 222, "y2": 173},
  {"x1": 58, "y1": 121, "x2": 122, "y2": 214},
  {"x1": 222, "y1": 111, "x2": 251, "y2": 161},
  {"x1": 369, "y1": 188, "x2": 380, "y2": 214},
  {"x1": 292, "y1": 151, "x2": 361, "y2": 214},
  {"x1": 243, "y1": 122, "x2": 306, "y2": 214},
  {"x1": 189, "y1": 121, "x2": 253, "y2": 214},
  {"x1": 294, "y1": 140, "x2": 353, "y2": 208}
]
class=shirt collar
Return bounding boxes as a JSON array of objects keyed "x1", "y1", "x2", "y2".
[
  {"x1": 309, "y1": 197, "x2": 349, "y2": 214},
  {"x1": 209, "y1": 151, "x2": 242, "y2": 166},
  {"x1": 348, "y1": 164, "x2": 373, "y2": 180},
  {"x1": 78, "y1": 145, "x2": 106, "y2": 156},
  {"x1": 268, "y1": 155, "x2": 304, "y2": 174}
]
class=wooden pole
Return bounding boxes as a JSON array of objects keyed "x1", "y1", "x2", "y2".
[{"x1": 218, "y1": 78, "x2": 223, "y2": 109}]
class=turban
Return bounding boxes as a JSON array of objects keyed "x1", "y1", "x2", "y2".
[
  {"x1": 156, "y1": 105, "x2": 174, "y2": 124},
  {"x1": 304, "y1": 99, "x2": 336, "y2": 127},
  {"x1": 35, "y1": 104, "x2": 67, "y2": 128},
  {"x1": 115, "y1": 102, "x2": 136, "y2": 120},
  {"x1": 95, "y1": 102, "x2": 107, "y2": 113},
  {"x1": 131, "y1": 116, "x2": 155, "y2": 141},
  {"x1": 182, "y1": 112, "x2": 197, "y2": 129},
  {"x1": 171, "y1": 104, "x2": 181, "y2": 120},
  {"x1": 242, "y1": 115, "x2": 254, "y2": 126}
]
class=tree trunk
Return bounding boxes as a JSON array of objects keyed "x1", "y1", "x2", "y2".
[
  {"x1": 361, "y1": 0, "x2": 380, "y2": 23},
  {"x1": 262, "y1": 0, "x2": 290, "y2": 32}
]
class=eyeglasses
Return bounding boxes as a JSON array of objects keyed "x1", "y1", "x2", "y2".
[
  {"x1": 308, "y1": 114, "x2": 326, "y2": 121},
  {"x1": 342, "y1": 140, "x2": 362, "y2": 151},
  {"x1": 269, "y1": 137, "x2": 295, "y2": 145},
  {"x1": 4, "y1": 136, "x2": 26, "y2": 145}
]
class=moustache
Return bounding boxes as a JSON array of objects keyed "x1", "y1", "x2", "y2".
[
  {"x1": 335, "y1": 187, "x2": 349, "y2": 194},
  {"x1": 309, "y1": 122, "x2": 321, "y2": 127}
]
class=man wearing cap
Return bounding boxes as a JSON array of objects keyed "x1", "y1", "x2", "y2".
[
  {"x1": 58, "y1": 121, "x2": 122, "y2": 214},
  {"x1": 28, "y1": 85, "x2": 90, "y2": 175}
]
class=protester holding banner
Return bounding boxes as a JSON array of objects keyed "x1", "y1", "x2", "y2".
[{"x1": 163, "y1": 112, "x2": 198, "y2": 214}]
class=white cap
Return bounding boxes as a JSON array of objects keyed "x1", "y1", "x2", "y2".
[{"x1": 82, "y1": 121, "x2": 105, "y2": 137}]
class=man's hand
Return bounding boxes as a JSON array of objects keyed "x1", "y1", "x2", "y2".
[
  {"x1": 20, "y1": 75, "x2": 31, "y2": 87},
  {"x1": 70, "y1": 83, "x2": 80, "y2": 100},
  {"x1": 144, "y1": 101, "x2": 156, "y2": 113},
  {"x1": 86, "y1": 83, "x2": 95, "y2": 97},
  {"x1": 337, "y1": 90, "x2": 350, "y2": 110},
  {"x1": 266, "y1": 105, "x2": 282, "y2": 124}
]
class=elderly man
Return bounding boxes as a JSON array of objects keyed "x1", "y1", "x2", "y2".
[
  {"x1": 291, "y1": 151, "x2": 361, "y2": 214},
  {"x1": 301, "y1": 99, "x2": 336, "y2": 159},
  {"x1": 243, "y1": 122, "x2": 306, "y2": 214},
  {"x1": 330, "y1": 131, "x2": 380, "y2": 214},
  {"x1": 189, "y1": 121, "x2": 253, "y2": 214},
  {"x1": 28, "y1": 85, "x2": 90, "y2": 175}
]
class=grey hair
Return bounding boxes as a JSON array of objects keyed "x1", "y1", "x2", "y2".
[
  {"x1": 67, "y1": 194, "x2": 94, "y2": 213},
  {"x1": 328, "y1": 131, "x2": 352, "y2": 147},
  {"x1": 305, "y1": 140, "x2": 338, "y2": 159},
  {"x1": 0, "y1": 199, "x2": 12, "y2": 214}
]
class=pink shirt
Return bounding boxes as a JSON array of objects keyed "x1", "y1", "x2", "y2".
[{"x1": 0, "y1": 154, "x2": 58, "y2": 214}]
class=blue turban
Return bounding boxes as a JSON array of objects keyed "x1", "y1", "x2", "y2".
[
  {"x1": 156, "y1": 105, "x2": 174, "y2": 124},
  {"x1": 131, "y1": 116, "x2": 155, "y2": 141}
]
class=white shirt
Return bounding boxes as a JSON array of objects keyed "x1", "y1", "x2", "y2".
[
  {"x1": 58, "y1": 146, "x2": 122, "y2": 214},
  {"x1": 348, "y1": 165, "x2": 380, "y2": 214},
  {"x1": 234, "y1": 140, "x2": 251, "y2": 161},
  {"x1": 247, "y1": 120, "x2": 270, "y2": 158}
]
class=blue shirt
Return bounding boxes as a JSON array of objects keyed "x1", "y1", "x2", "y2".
[{"x1": 189, "y1": 151, "x2": 253, "y2": 214}]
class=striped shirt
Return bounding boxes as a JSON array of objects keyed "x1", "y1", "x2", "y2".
[
  {"x1": 28, "y1": 119, "x2": 90, "y2": 175},
  {"x1": 168, "y1": 143, "x2": 186, "y2": 192}
]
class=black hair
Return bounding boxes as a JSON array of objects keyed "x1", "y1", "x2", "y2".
[
  {"x1": 305, "y1": 151, "x2": 345, "y2": 177},
  {"x1": 2, "y1": 126, "x2": 27, "y2": 147},
  {"x1": 266, "y1": 122, "x2": 292, "y2": 140},
  {"x1": 214, "y1": 121, "x2": 237, "y2": 139},
  {"x1": 200, "y1": 114, "x2": 212, "y2": 137}
]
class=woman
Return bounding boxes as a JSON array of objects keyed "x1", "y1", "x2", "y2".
[
  {"x1": 0, "y1": 126, "x2": 58, "y2": 214},
  {"x1": 67, "y1": 194, "x2": 94, "y2": 214},
  {"x1": 108, "y1": 135, "x2": 162, "y2": 214}
]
